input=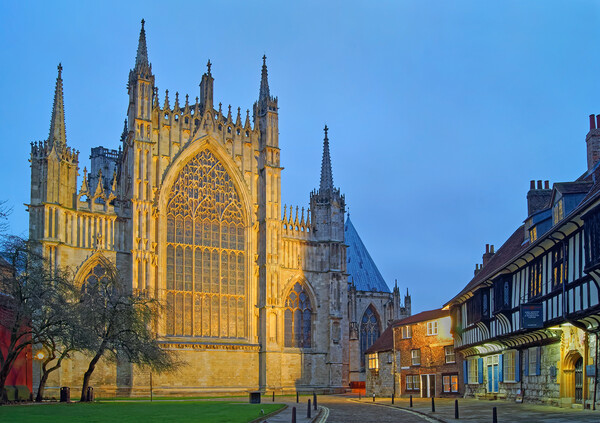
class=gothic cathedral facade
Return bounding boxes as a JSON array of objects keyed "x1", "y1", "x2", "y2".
[{"x1": 28, "y1": 21, "x2": 410, "y2": 395}]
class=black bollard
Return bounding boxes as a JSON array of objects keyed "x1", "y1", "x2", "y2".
[
  {"x1": 410, "y1": 395, "x2": 413, "y2": 407},
  {"x1": 273, "y1": 391, "x2": 275, "y2": 402},
  {"x1": 296, "y1": 391, "x2": 299, "y2": 403},
  {"x1": 372, "y1": 393, "x2": 375, "y2": 402},
  {"x1": 292, "y1": 406, "x2": 296, "y2": 423},
  {"x1": 455, "y1": 399, "x2": 459, "y2": 419},
  {"x1": 314, "y1": 392, "x2": 317, "y2": 410},
  {"x1": 391, "y1": 393, "x2": 394, "y2": 404},
  {"x1": 492, "y1": 407, "x2": 497, "y2": 423},
  {"x1": 431, "y1": 396, "x2": 435, "y2": 412},
  {"x1": 307, "y1": 399, "x2": 312, "y2": 418}
]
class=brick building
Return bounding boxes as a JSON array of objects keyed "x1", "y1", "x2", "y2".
[{"x1": 365, "y1": 309, "x2": 460, "y2": 398}]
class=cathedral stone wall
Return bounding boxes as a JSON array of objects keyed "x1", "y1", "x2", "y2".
[{"x1": 28, "y1": 22, "x2": 407, "y2": 397}]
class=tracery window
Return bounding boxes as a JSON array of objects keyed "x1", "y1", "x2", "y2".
[
  {"x1": 284, "y1": 282, "x2": 312, "y2": 348},
  {"x1": 165, "y1": 149, "x2": 246, "y2": 338},
  {"x1": 360, "y1": 305, "x2": 380, "y2": 367}
]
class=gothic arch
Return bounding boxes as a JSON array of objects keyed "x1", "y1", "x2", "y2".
[
  {"x1": 158, "y1": 137, "x2": 251, "y2": 340},
  {"x1": 360, "y1": 304, "x2": 381, "y2": 367},
  {"x1": 74, "y1": 252, "x2": 114, "y2": 286},
  {"x1": 281, "y1": 275, "x2": 318, "y2": 310},
  {"x1": 157, "y1": 135, "x2": 251, "y2": 220},
  {"x1": 283, "y1": 280, "x2": 314, "y2": 349}
]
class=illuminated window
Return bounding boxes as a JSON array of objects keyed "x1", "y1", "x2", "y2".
[
  {"x1": 468, "y1": 358, "x2": 479, "y2": 384},
  {"x1": 445, "y1": 345, "x2": 455, "y2": 363},
  {"x1": 284, "y1": 282, "x2": 312, "y2": 348},
  {"x1": 367, "y1": 353, "x2": 379, "y2": 371},
  {"x1": 360, "y1": 305, "x2": 380, "y2": 367},
  {"x1": 165, "y1": 149, "x2": 246, "y2": 338},
  {"x1": 443, "y1": 374, "x2": 459, "y2": 393},
  {"x1": 411, "y1": 349, "x2": 421, "y2": 366},
  {"x1": 427, "y1": 320, "x2": 438, "y2": 336}
]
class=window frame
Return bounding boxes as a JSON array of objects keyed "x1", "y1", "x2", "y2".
[
  {"x1": 367, "y1": 353, "x2": 379, "y2": 372},
  {"x1": 467, "y1": 357, "x2": 479, "y2": 385},
  {"x1": 411, "y1": 349, "x2": 421, "y2": 366},
  {"x1": 442, "y1": 373, "x2": 459, "y2": 393},
  {"x1": 406, "y1": 374, "x2": 420, "y2": 391},
  {"x1": 401, "y1": 325, "x2": 412, "y2": 339},
  {"x1": 444, "y1": 345, "x2": 456, "y2": 364},
  {"x1": 427, "y1": 320, "x2": 438, "y2": 336},
  {"x1": 503, "y1": 350, "x2": 517, "y2": 383}
]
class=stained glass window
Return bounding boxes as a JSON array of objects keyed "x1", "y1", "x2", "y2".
[
  {"x1": 360, "y1": 305, "x2": 380, "y2": 367},
  {"x1": 284, "y1": 282, "x2": 312, "y2": 348},
  {"x1": 165, "y1": 149, "x2": 246, "y2": 338}
]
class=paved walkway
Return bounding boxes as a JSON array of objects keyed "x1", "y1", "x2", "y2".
[
  {"x1": 351, "y1": 395, "x2": 600, "y2": 423},
  {"x1": 260, "y1": 394, "x2": 600, "y2": 423}
]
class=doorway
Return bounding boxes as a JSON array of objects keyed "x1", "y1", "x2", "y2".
[
  {"x1": 575, "y1": 357, "x2": 583, "y2": 404},
  {"x1": 486, "y1": 355, "x2": 499, "y2": 393},
  {"x1": 420, "y1": 374, "x2": 436, "y2": 398}
]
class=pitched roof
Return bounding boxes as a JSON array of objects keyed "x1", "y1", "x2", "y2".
[
  {"x1": 345, "y1": 216, "x2": 390, "y2": 293},
  {"x1": 445, "y1": 225, "x2": 526, "y2": 306},
  {"x1": 365, "y1": 324, "x2": 394, "y2": 354},
  {"x1": 393, "y1": 308, "x2": 449, "y2": 326}
]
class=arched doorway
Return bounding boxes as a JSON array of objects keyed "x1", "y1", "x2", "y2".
[{"x1": 575, "y1": 357, "x2": 583, "y2": 404}]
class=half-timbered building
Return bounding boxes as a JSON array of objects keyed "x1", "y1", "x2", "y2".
[{"x1": 446, "y1": 115, "x2": 600, "y2": 408}]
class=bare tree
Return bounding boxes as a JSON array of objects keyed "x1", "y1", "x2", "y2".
[
  {"x1": 76, "y1": 261, "x2": 177, "y2": 401},
  {"x1": 0, "y1": 236, "x2": 75, "y2": 403}
]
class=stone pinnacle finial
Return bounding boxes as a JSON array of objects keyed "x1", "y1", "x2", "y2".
[
  {"x1": 48, "y1": 63, "x2": 67, "y2": 150},
  {"x1": 319, "y1": 124, "x2": 333, "y2": 193},
  {"x1": 259, "y1": 55, "x2": 270, "y2": 101},
  {"x1": 207, "y1": 59, "x2": 212, "y2": 75},
  {"x1": 135, "y1": 19, "x2": 150, "y2": 72}
]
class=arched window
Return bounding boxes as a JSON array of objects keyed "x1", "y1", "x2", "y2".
[
  {"x1": 165, "y1": 149, "x2": 246, "y2": 338},
  {"x1": 360, "y1": 305, "x2": 380, "y2": 367},
  {"x1": 284, "y1": 282, "x2": 312, "y2": 348}
]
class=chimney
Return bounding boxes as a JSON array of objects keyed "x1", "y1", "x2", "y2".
[
  {"x1": 474, "y1": 263, "x2": 481, "y2": 276},
  {"x1": 587, "y1": 114, "x2": 600, "y2": 172},
  {"x1": 482, "y1": 244, "x2": 495, "y2": 267},
  {"x1": 527, "y1": 179, "x2": 552, "y2": 216}
]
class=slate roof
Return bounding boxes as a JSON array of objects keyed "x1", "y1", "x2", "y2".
[
  {"x1": 365, "y1": 324, "x2": 394, "y2": 354},
  {"x1": 345, "y1": 216, "x2": 390, "y2": 293},
  {"x1": 393, "y1": 308, "x2": 449, "y2": 326}
]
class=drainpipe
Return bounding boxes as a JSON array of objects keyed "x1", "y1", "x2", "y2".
[
  {"x1": 594, "y1": 332, "x2": 598, "y2": 410},
  {"x1": 392, "y1": 327, "x2": 396, "y2": 398}
]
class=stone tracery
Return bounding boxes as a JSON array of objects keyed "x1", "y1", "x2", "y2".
[{"x1": 165, "y1": 149, "x2": 246, "y2": 338}]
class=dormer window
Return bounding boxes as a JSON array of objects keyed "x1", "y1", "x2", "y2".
[{"x1": 553, "y1": 198, "x2": 564, "y2": 225}]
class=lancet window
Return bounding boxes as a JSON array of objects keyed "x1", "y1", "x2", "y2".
[
  {"x1": 165, "y1": 149, "x2": 246, "y2": 338},
  {"x1": 360, "y1": 305, "x2": 380, "y2": 367},
  {"x1": 284, "y1": 282, "x2": 312, "y2": 348}
]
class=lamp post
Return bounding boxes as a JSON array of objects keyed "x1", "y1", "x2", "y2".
[{"x1": 33, "y1": 350, "x2": 46, "y2": 400}]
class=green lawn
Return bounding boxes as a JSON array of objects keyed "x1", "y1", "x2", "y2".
[{"x1": 0, "y1": 401, "x2": 285, "y2": 423}]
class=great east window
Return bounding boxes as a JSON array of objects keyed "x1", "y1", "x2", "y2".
[{"x1": 165, "y1": 149, "x2": 246, "y2": 338}]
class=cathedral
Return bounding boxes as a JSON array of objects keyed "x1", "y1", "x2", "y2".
[{"x1": 28, "y1": 21, "x2": 410, "y2": 396}]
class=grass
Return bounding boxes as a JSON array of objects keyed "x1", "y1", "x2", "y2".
[{"x1": 0, "y1": 400, "x2": 285, "y2": 423}]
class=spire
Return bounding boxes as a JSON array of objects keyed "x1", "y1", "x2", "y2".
[
  {"x1": 259, "y1": 55, "x2": 270, "y2": 101},
  {"x1": 134, "y1": 19, "x2": 150, "y2": 73},
  {"x1": 48, "y1": 63, "x2": 67, "y2": 150},
  {"x1": 319, "y1": 125, "x2": 333, "y2": 193}
]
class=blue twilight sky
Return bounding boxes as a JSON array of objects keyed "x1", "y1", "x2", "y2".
[{"x1": 1, "y1": 1, "x2": 599, "y2": 314}]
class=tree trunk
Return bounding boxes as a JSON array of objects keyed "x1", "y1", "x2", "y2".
[
  {"x1": 80, "y1": 350, "x2": 104, "y2": 402},
  {"x1": 0, "y1": 365, "x2": 10, "y2": 404},
  {"x1": 35, "y1": 369, "x2": 50, "y2": 402}
]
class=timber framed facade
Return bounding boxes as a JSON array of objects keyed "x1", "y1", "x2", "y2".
[{"x1": 446, "y1": 115, "x2": 600, "y2": 408}]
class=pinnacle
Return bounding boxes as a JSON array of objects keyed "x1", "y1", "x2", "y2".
[
  {"x1": 259, "y1": 55, "x2": 270, "y2": 101},
  {"x1": 134, "y1": 19, "x2": 150, "y2": 74},
  {"x1": 48, "y1": 63, "x2": 67, "y2": 150},
  {"x1": 319, "y1": 124, "x2": 334, "y2": 193}
]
